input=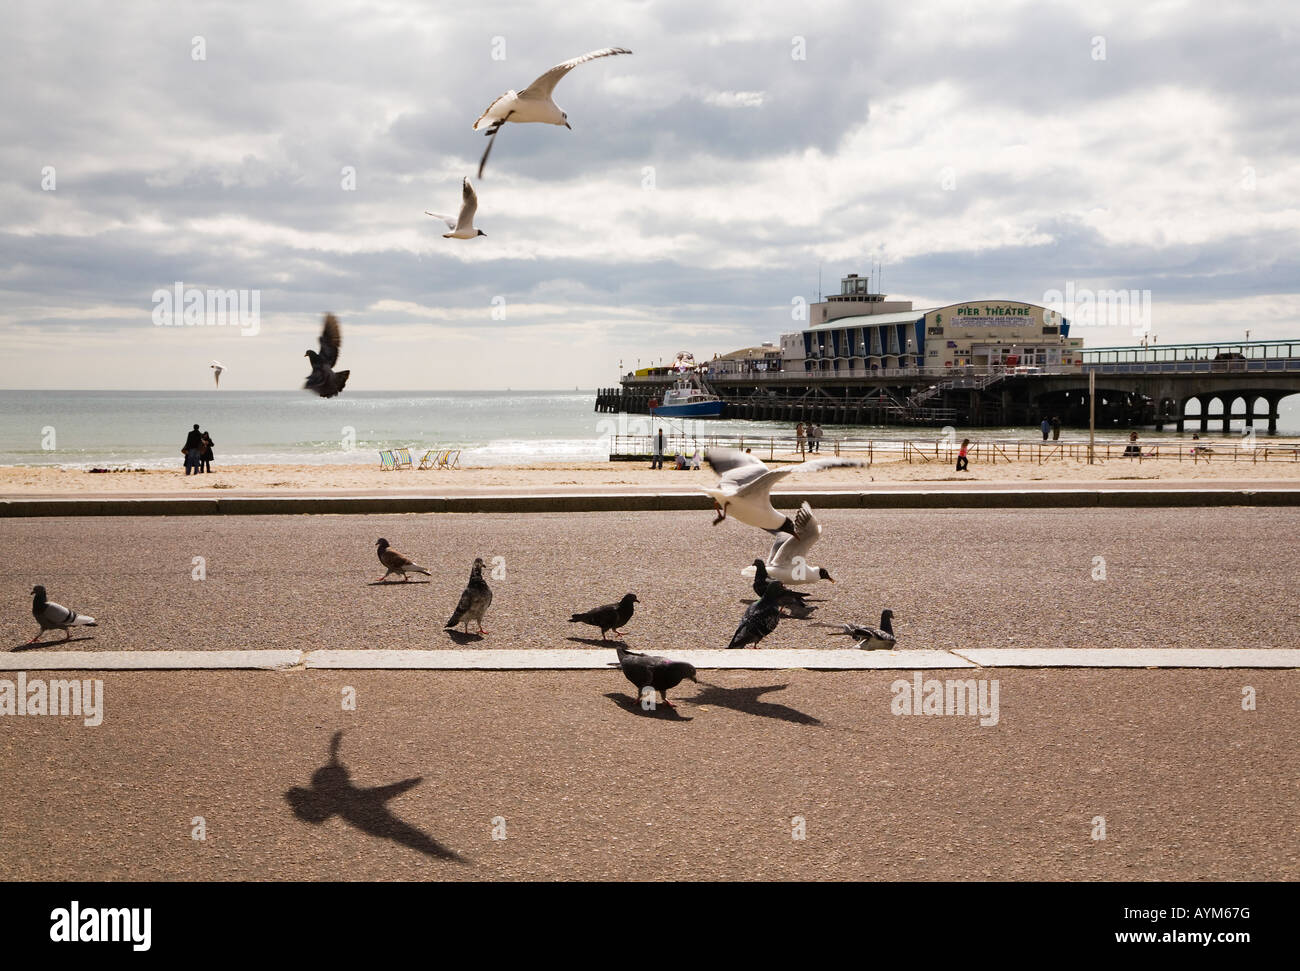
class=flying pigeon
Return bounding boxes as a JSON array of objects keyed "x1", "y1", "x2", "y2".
[
  {"x1": 473, "y1": 47, "x2": 632, "y2": 177},
  {"x1": 727, "y1": 580, "x2": 783, "y2": 649},
  {"x1": 614, "y1": 645, "x2": 697, "y2": 708},
  {"x1": 749, "y1": 560, "x2": 815, "y2": 617},
  {"x1": 831, "y1": 610, "x2": 897, "y2": 650},
  {"x1": 445, "y1": 557, "x2": 493, "y2": 634},
  {"x1": 375, "y1": 538, "x2": 433, "y2": 582},
  {"x1": 741, "y1": 503, "x2": 836, "y2": 586},
  {"x1": 304, "y1": 313, "x2": 350, "y2": 398},
  {"x1": 210, "y1": 360, "x2": 225, "y2": 388},
  {"x1": 703, "y1": 447, "x2": 864, "y2": 535},
  {"x1": 569, "y1": 593, "x2": 638, "y2": 640},
  {"x1": 425, "y1": 177, "x2": 486, "y2": 239},
  {"x1": 28, "y1": 585, "x2": 97, "y2": 643}
]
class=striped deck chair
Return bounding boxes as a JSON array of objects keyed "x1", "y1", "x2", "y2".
[
  {"x1": 378, "y1": 450, "x2": 397, "y2": 471},
  {"x1": 393, "y1": 447, "x2": 414, "y2": 470},
  {"x1": 442, "y1": 449, "x2": 461, "y2": 470},
  {"x1": 417, "y1": 449, "x2": 439, "y2": 470}
]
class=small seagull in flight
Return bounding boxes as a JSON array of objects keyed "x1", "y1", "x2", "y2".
[
  {"x1": 210, "y1": 361, "x2": 225, "y2": 388},
  {"x1": 473, "y1": 47, "x2": 632, "y2": 177},
  {"x1": 425, "y1": 177, "x2": 485, "y2": 239}
]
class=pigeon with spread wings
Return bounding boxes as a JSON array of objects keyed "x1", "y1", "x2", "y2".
[
  {"x1": 703, "y1": 447, "x2": 864, "y2": 535},
  {"x1": 304, "y1": 313, "x2": 350, "y2": 398},
  {"x1": 473, "y1": 47, "x2": 632, "y2": 177}
]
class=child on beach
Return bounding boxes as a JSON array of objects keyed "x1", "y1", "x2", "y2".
[{"x1": 956, "y1": 438, "x2": 970, "y2": 472}]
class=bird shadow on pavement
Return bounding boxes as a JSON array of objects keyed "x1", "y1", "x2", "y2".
[
  {"x1": 685, "y1": 682, "x2": 822, "y2": 727},
  {"x1": 367, "y1": 580, "x2": 431, "y2": 586},
  {"x1": 445, "y1": 630, "x2": 486, "y2": 645},
  {"x1": 11, "y1": 636, "x2": 95, "y2": 651},
  {"x1": 604, "y1": 693, "x2": 692, "y2": 721},
  {"x1": 284, "y1": 731, "x2": 466, "y2": 863},
  {"x1": 567, "y1": 636, "x2": 626, "y2": 648}
]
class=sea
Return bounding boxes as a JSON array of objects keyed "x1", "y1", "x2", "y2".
[{"x1": 1, "y1": 390, "x2": 1296, "y2": 469}]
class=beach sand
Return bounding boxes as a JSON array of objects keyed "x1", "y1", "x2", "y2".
[{"x1": 2, "y1": 450, "x2": 1299, "y2": 495}]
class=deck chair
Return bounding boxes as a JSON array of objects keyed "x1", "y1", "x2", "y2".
[
  {"x1": 378, "y1": 450, "x2": 397, "y2": 471},
  {"x1": 417, "y1": 449, "x2": 439, "y2": 470},
  {"x1": 393, "y1": 447, "x2": 413, "y2": 470},
  {"x1": 442, "y1": 449, "x2": 461, "y2": 469}
]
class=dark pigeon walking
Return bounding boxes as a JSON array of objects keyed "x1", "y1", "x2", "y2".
[
  {"x1": 614, "y1": 645, "x2": 697, "y2": 708},
  {"x1": 28, "y1": 585, "x2": 97, "y2": 644},
  {"x1": 375, "y1": 538, "x2": 432, "y2": 582},
  {"x1": 445, "y1": 557, "x2": 493, "y2": 634},
  {"x1": 750, "y1": 560, "x2": 814, "y2": 616},
  {"x1": 728, "y1": 580, "x2": 783, "y2": 649},
  {"x1": 569, "y1": 593, "x2": 638, "y2": 640}
]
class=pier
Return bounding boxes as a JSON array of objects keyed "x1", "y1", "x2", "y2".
[{"x1": 596, "y1": 339, "x2": 1300, "y2": 431}]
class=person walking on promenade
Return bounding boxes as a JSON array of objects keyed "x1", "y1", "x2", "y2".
[
  {"x1": 956, "y1": 438, "x2": 970, "y2": 472},
  {"x1": 1050, "y1": 416, "x2": 1061, "y2": 441},
  {"x1": 651, "y1": 427, "x2": 665, "y2": 470},
  {"x1": 810, "y1": 422, "x2": 823, "y2": 453},
  {"x1": 182, "y1": 423, "x2": 204, "y2": 475},
  {"x1": 1040, "y1": 417, "x2": 1050, "y2": 441},
  {"x1": 201, "y1": 430, "x2": 215, "y2": 473}
]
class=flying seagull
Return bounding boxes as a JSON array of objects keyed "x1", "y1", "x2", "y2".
[
  {"x1": 830, "y1": 610, "x2": 897, "y2": 650},
  {"x1": 425, "y1": 177, "x2": 486, "y2": 239},
  {"x1": 28, "y1": 585, "x2": 97, "y2": 644},
  {"x1": 445, "y1": 557, "x2": 493, "y2": 635},
  {"x1": 703, "y1": 447, "x2": 864, "y2": 535},
  {"x1": 473, "y1": 47, "x2": 632, "y2": 177},
  {"x1": 210, "y1": 360, "x2": 225, "y2": 388},
  {"x1": 613, "y1": 645, "x2": 697, "y2": 708},
  {"x1": 741, "y1": 503, "x2": 836, "y2": 586},
  {"x1": 375, "y1": 538, "x2": 433, "y2": 583},
  {"x1": 569, "y1": 593, "x2": 638, "y2": 640},
  {"x1": 304, "y1": 313, "x2": 350, "y2": 398},
  {"x1": 727, "y1": 580, "x2": 783, "y2": 649}
]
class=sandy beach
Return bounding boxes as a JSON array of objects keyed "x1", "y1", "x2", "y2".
[{"x1": 2, "y1": 450, "x2": 1298, "y2": 496}]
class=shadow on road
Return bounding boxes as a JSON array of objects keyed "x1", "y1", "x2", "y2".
[
  {"x1": 284, "y1": 731, "x2": 465, "y2": 862},
  {"x1": 567, "y1": 636, "x2": 627, "y2": 648},
  {"x1": 686, "y1": 682, "x2": 823, "y2": 726},
  {"x1": 368, "y1": 579, "x2": 431, "y2": 586},
  {"x1": 444, "y1": 630, "x2": 485, "y2": 645},
  {"x1": 11, "y1": 635, "x2": 95, "y2": 651},
  {"x1": 604, "y1": 692, "x2": 692, "y2": 721}
]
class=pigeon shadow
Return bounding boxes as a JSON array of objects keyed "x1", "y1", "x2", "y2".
[
  {"x1": 444, "y1": 629, "x2": 485, "y2": 645},
  {"x1": 603, "y1": 692, "x2": 692, "y2": 721},
  {"x1": 368, "y1": 579, "x2": 432, "y2": 586},
  {"x1": 566, "y1": 635, "x2": 627, "y2": 648},
  {"x1": 284, "y1": 731, "x2": 465, "y2": 863},
  {"x1": 11, "y1": 636, "x2": 95, "y2": 651},
  {"x1": 686, "y1": 682, "x2": 822, "y2": 727}
]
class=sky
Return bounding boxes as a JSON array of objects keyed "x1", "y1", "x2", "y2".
[{"x1": 2, "y1": 0, "x2": 1298, "y2": 391}]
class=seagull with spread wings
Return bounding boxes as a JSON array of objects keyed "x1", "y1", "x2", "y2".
[
  {"x1": 472, "y1": 47, "x2": 632, "y2": 177},
  {"x1": 425, "y1": 177, "x2": 485, "y2": 239},
  {"x1": 702, "y1": 447, "x2": 864, "y2": 535}
]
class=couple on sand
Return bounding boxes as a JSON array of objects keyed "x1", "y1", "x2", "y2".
[{"x1": 183, "y1": 424, "x2": 215, "y2": 475}]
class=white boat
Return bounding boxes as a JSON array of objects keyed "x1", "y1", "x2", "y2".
[{"x1": 651, "y1": 378, "x2": 724, "y2": 418}]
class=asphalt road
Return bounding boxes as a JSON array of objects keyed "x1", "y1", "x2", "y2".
[
  {"x1": 0, "y1": 668, "x2": 1295, "y2": 880},
  {"x1": 3, "y1": 508, "x2": 1297, "y2": 653}
]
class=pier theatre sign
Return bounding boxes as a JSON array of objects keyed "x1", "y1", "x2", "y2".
[{"x1": 934, "y1": 304, "x2": 1037, "y2": 330}]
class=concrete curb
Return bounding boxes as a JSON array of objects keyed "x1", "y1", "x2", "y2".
[
  {"x1": 3, "y1": 488, "x2": 1300, "y2": 517},
  {"x1": 1, "y1": 648, "x2": 1296, "y2": 671}
]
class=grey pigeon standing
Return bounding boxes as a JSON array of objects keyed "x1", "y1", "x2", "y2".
[
  {"x1": 831, "y1": 610, "x2": 897, "y2": 650},
  {"x1": 569, "y1": 593, "x2": 638, "y2": 640},
  {"x1": 614, "y1": 645, "x2": 697, "y2": 708},
  {"x1": 375, "y1": 538, "x2": 433, "y2": 582},
  {"x1": 728, "y1": 580, "x2": 783, "y2": 649},
  {"x1": 28, "y1": 585, "x2": 97, "y2": 644},
  {"x1": 304, "y1": 313, "x2": 351, "y2": 398},
  {"x1": 445, "y1": 557, "x2": 493, "y2": 634}
]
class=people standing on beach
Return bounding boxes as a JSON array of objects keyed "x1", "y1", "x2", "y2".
[
  {"x1": 1040, "y1": 417, "x2": 1050, "y2": 441},
  {"x1": 201, "y1": 431, "x2": 214, "y2": 473},
  {"x1": 1123, "y1": 430, "x2": 1141, "y2": 457},
  {"x1": 810, "y1": 422, "x2": 823, "y2": 453},
  {"x1": 182, "y1": 424, "x2": 204, "y2": 475},
  {"x1": 1050, "y1": 416, "x2": 1061, "y2": 441},
  {"x1": 796, "y1": 422, "x2": 806, "y2": 456},
  {"x1": 651, "y1": 427, "x2": 665, "y2": 469},
  {"x1": 956, "y1": 438, "x2": 970, "y2": 472}
]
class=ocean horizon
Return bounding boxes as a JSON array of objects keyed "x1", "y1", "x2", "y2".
[{"x1": 2, "y1": 389, "x2": 1297, "y2": 469}]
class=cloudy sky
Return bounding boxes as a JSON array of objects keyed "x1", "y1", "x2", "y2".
[{"x1": 2, "y1": 0, "x2": 1297, "y2": 390}]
